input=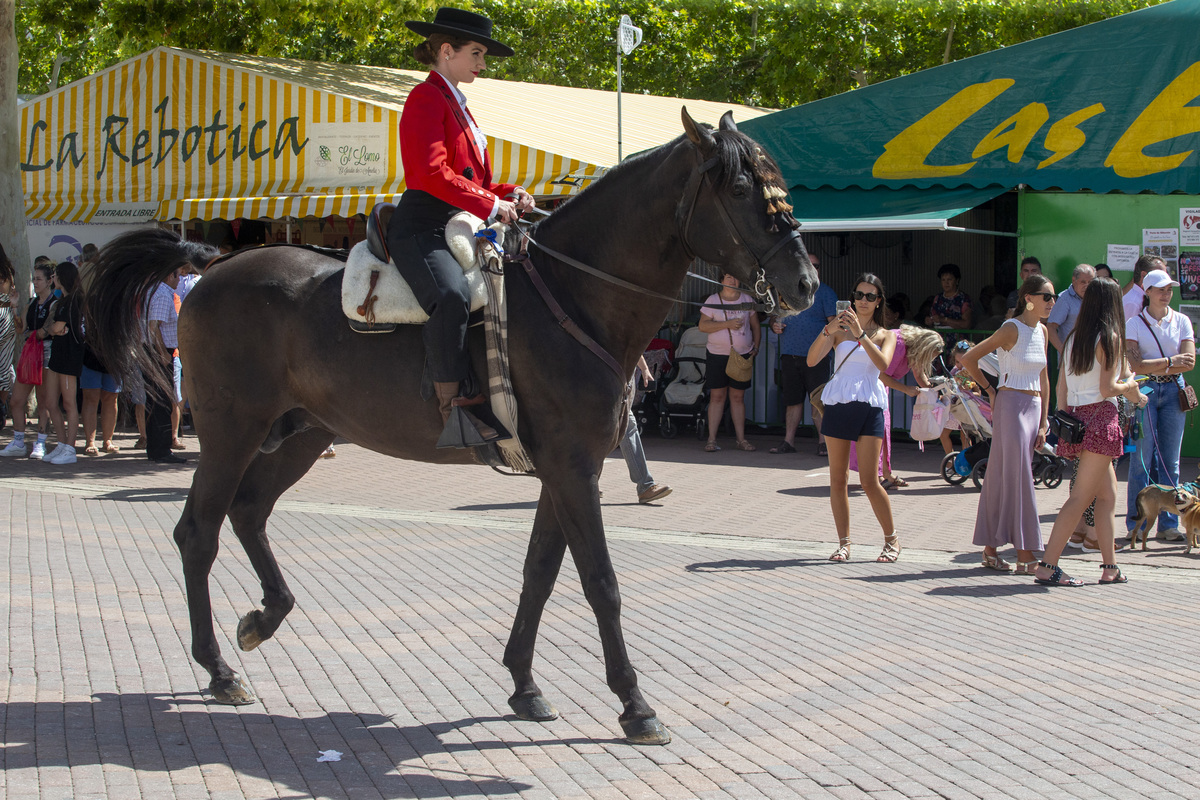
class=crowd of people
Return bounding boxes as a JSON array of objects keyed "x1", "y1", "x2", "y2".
[
  {"x1": 0, "y1": 242, "x2": 215, "y2": 466},
  {"x1": 691, "y1": 251, "x2": 1193, "y2": 584}
]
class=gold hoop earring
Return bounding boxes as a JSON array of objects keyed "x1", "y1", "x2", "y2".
[{"x1": 1025, "y1": 301, "x2": 1035, "y2": 311}]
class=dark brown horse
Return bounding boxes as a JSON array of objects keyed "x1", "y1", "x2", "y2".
[{"x1": 87, "y1": 110, "x2": 816, "y2": 745}]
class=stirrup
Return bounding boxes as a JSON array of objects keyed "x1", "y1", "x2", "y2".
[{"x1": 436, "y1": 406, "x2": 511, "y2": 449}]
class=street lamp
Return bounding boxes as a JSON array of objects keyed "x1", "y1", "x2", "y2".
[{"x1": 616, "y1": 14, "x2": 643, "y2": 162}]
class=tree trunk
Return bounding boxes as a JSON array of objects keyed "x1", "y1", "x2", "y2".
[{"x1": 0, "y1": 0, "x2": 31, "y2": 318}]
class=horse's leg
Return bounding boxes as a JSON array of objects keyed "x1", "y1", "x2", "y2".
[
  {"x1": 173, "y1": 435, "x2": 265, "y2": 705},
  {"x1": 544, "y1": 469, "x2": 670, "y2": 745},
  {"x1": 226, "y1": 427, "x2": 335, "y2": 654},
  {"x1": 504, "y1": 484, "x2": 567, "y2": 722}
]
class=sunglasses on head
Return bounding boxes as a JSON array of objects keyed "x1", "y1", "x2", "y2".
[
  {"x1": 1032, "y1": 292, "x2": 1058, "y2": 302},
  {"x1": 851, "y1": 290, "x2": 880, "y2": 302}
]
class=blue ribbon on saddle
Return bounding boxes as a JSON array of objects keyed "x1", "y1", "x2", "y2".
[{"x1": 475, "y1": 228, "x2": 503, "y2": 256}]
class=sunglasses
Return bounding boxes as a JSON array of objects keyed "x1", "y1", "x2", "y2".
[
  {"x1": 851, "y1": 290, "x2": 880, "y2": 302},
  {"x1": 1032, "y1": 292, "x2": 1058, "y2": 302}
]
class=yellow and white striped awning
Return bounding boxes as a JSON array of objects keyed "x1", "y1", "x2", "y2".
[{"x1": 20, "y1": 47, "x2": 766, "y2": 223}]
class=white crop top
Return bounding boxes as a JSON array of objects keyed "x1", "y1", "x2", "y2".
[
  {"x1": 996, "y1": 319, "x2": 1046, "y2": 392},
  {"x1": 1063, "y1": 337, "x2": 1106, "y2": 406},
  {"x1": 820, "y1": 339, "x2": 890, "y2": 409}
]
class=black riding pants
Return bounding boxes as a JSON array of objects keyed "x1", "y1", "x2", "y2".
[{"x1": 385, "y1": 226, "x2": 472, "y2": 384}]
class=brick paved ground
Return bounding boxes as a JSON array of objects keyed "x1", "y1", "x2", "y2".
[{"x1": 3, "y1": 426, "x2": 1200, "y2": 799}]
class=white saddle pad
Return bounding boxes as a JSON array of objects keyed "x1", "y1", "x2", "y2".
[{"x1": 342, "y1": 212, "x2": 493, "y2": 325}]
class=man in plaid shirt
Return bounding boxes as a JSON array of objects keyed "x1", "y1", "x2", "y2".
[{"x1": 145, "y1": 267, "x2": 185, "y2": 464}]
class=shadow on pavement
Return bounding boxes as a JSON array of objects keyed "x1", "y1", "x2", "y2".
[
  {"x1": 454, "y1": 501, "x2": 539, "y2": 512},
  {"x1": 925, "y1": 583, "x2": 1048, "y2": 597},
  {"x1": 0, "y1": 693, "x2": 564, "y2": 798},
  {"x1": 96, "y1": 487, "x2": 190, "y2": 503},
  {"x1": 685, "y1": 557, "x2": 822, "y2": 572}
]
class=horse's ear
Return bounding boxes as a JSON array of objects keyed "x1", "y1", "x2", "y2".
[
  {"x1": 718, "y1": 111, "x2": 737, "y2": 132},
  {"x1": 682, "y1": 106, "x2": 714, "y2": 151}
]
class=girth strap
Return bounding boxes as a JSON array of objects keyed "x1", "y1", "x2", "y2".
[{"x1": 511, "y1": 252, "x2": 625, "y2": 380}]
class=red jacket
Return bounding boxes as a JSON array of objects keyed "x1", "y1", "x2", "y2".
[{"x1": 399, "y1": 71, "x2": 518, "y2": 220}]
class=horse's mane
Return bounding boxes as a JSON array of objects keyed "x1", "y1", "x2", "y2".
[{"x1": 536, "y1": 123, "x2": 795, "y2": 236}]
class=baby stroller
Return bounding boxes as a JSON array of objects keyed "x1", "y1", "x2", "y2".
[
  {"x1": 658, "y1": 326, "x2": 709, "y2": 439},
  {"x1": 935, "y1": 375, "x2": 995, "y2": 490}
]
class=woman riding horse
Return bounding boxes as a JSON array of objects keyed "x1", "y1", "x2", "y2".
[{"x1": 392, "y1": 7, "x2": 536, "y2": 443}]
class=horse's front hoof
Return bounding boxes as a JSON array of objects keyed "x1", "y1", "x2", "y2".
[
  {"x1": 237, "y1": 610, "x2": 265, "y2": 652},
  {"x1": 508, "y1": 693, "x2": 559, "y2": 721},
  {"x1": 620, "y1": 715, "x2": 671, "y2": 745},
  {"x1": 210, "y1": 674, "x2": 257, "y2": 705}
]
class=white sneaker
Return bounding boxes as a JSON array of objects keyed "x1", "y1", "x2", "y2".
[
  {"x1": 0, "y1": 439, "x2": 28, "y2": 457},
  {"x1": 41, "y1": 442, "x2": 63, "y2": 462},
  {"x1": 47, "y1": 444, "x2": 77, "y2": 465},
  {"x1": 28, "y1": 440, "x2": 46, "y2": 460},
  {"x1": 1160, "y1": 528, "x2": 1185, "y2": 542}
]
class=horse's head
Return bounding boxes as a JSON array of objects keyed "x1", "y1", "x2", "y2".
[{"x1": 678, "y1": 108, "x2": 816, "y2": 316}]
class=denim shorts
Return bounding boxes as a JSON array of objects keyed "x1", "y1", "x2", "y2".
[
  {"x1": 172, "y1": 355, "x2": 183, "y2": 403},
  {"x1": 80, "y1": 365, "x2": 122, "y2": 393}
]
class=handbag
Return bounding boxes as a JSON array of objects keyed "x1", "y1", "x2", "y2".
[
  {"x1": 1139, "y1": 312, "x2": 1198, "y2": 412},
  {"x1": 721, "y1": 297, "x2": 755, "y2": 382},
  {"x1": 809, "y1": 341, "x2": 861, "y2": 417},
  {"x1": 1049, "y1": 408, "x2": 1085, "y2": 445},
  {"x1": 16, "y1": 335, "x2": 44, "y2": 386}
]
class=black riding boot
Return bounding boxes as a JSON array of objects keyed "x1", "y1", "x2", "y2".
[{"x1": 433, "y1": 380, "x2": 501, "y2": 448}]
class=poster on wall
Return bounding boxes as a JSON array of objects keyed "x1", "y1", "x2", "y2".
[
  {"x1": 1107, "y1": 244, "x2": 1140, "y2": 272},
  {"x1": 1182, "y1": 208, "x2": 1200, "y2": 247},
  {"x1": 1179, "y1": 252, "x2": 1200, "y2": 301},
  {"x1": 1144, "y1": 228, "x2": 1179, "y2": 277},
  {"x1": 303, "y1": 122, "x2": 390, "y2": 186},
  {"x1": 25, "y1": 220, "x2": 155, "y2": 271}
]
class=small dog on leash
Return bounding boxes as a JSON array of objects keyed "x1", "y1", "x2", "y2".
[
  {"x1": 1175, "y1": 490, "x2": 1200, "y2": 554},
  {"x1": 1129, "y1": 482, "x2": 1200, "y2": 550}
]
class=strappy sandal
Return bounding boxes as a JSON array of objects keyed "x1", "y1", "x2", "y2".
[
  {"x1": 981, "y1": 552, "x2": 1014, "y2": 573},
  {"x1": 1033, "y1": 561, "x2": 1084, "y2": 587},
  {"x1": 102, "y1": 441, "x2": 119, "y2": 453},
  {"x1": 876, "y1": 534, "x2": 901, "y2": 563},
  {"x1": 83, "y1": 443, "x2": 99, "y2": 456},
  {"x1": 829, "y1": 539, "x2": 851, "y2": 562},
  {"x1": 1098, "y1": 563, "x2": 1129, "y2": 585},
  {"x1": 769, "y1": 440, "x2": 796, "y2": 454},
  {"x1": 883, "y1": 474, "x2": 909, "y2": 488},
  {"x1": 735, "y1": 439, "x2": 756, "y2": 451},
  {"x1": 704, "y1": 441, "x2": 720, "y2": 452},
  {"x1": 1013, "y1": 560, "x2": 1038, "y2": 576}
]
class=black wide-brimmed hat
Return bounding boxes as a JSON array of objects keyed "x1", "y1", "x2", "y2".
[{"x1": 406, "y1": 7, "x2": 514, "y2": 58}]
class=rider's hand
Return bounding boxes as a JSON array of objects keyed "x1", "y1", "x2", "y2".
[
  {"x1": 514, "y1": 190, "x2": 536, "y2": 213},
  {"x1": 495, "y1": 199, "x2": 520, "y2": 224}
]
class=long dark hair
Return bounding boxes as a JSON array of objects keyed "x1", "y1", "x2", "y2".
[
  {"x1": 1067, "y1": 277, "x2": 1125, "y2": 376},
  {"x1": 0, "y1": 243, "x2": 13, "y2": 287},
  {"x1": 852, "y1": 272, "x2": 886, "y2": 328}
]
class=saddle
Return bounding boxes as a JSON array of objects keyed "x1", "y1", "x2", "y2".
[{"x1": 342, "y1": 203, "x2": 495, "y2": 333}]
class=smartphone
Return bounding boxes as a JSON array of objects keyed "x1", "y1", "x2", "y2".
[{"x1": 836, "y1": 300, "x2": 851, "y2": 314}]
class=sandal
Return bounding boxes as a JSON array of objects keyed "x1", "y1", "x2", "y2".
[
  {"x1": 704, "y1": 441, "x2": 720, "y2": 452},
  {"x1": 884, "y1": 475, "x2": 908, "y2": 488},
  {"x1": 1013, "y1": 560, "x2": 1038, "y2": 576},
  {"x1": 829, "y1": 539, "x2": 851, "y2": 562},
  {"x1": 735, "y1": 439, "x2": 756, "y2": 452},
  {"x1": 102, "y1": 442, "x2": 120, "y2": 453},
  {"x1": 769, "y1": 440, "x2": 796, "y2": 454},
  {"x1": 816, "y1": 443, "x2": 828, "y2": 457},
  {"x1": 876, "y1": 534, "x2": 901, "y2": 563},
  {"x1": 132, "y1": 437, "x2": 147, "y2": 450},
  {"x1": 1098, "y1": 563, "x2": 1129, "y2": 585},
  {"x1": 83, "y1": 444, "x2": 100, "y2": 456},
  {"x1": 1034, "y1": 561, "x2": 1084, "y2": 587},
  {"x1": 981, "y1": 552, "x2": 1014, "y2": 573}
]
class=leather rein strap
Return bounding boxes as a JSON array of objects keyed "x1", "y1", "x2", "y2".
[{"x1": 510, "y1": 250, "x2": 626, "y2": 379}]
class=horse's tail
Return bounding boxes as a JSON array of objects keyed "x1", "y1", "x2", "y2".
[{"x1": 85, "y1": 228, "x2": 216, "y2": 396}]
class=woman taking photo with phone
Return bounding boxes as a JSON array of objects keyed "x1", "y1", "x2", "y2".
[
  {"x1": 807, "y1": 273, "x2": 899, "y2": 563},
  {"x1": 1036, "y1": 278, "x2": 1147, "y2": 586},
  {"x1": 961, "y1": 273, "x2": 1056, "y2": 575}
]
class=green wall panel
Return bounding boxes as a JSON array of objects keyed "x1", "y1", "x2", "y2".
[{"x1": 1019, "y1": 191, "x2": 1200, "y2": 458}]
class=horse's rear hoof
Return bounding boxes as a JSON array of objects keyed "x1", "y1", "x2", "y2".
[
  {"x1": 621, "y1": 716, "x2": 671, "y2": 745},
  {"x1": 237, "y1": 610, "x2": 265, "y2": 652},
  {"x1": 508, "y1": 693, "x2": 559, "y2": 721},
  {"x1": 210, "y1": 674, "x2": 257, "y2": 705}
]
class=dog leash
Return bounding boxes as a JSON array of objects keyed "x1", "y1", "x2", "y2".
[{"x1": 1135, "y1": 391, "x2": 1181, "y2": 491}]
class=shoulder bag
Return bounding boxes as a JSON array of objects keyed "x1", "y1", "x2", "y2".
[
  {"x1": 722, "y1": 297, "x2": 755, "y2": 383},
  {"x1": 1049, "y1": 408, "x2": 1085, "y2": 445},
  {"x1": 809, "y1": 341, "x2": 862, "y2": 417},
  {"x1": 1139, "y1": 312, "x2": 1198, "y2": 412}
]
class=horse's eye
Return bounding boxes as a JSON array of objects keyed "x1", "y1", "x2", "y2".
[{"x1": 731, "y1": 179, "x2": 750, "y2": 198}]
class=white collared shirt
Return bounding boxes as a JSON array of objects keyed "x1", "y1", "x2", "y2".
[
  {"x1": 443, "y1": 78, "x2": 490, "y2": 162},
  {"x1": 1126, "y1": 307, "x2": 1195, "y2": 360}
]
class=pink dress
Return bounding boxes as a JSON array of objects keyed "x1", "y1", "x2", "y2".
[{"x1": 849, "y1": 334, "x2": 907, "y2": 473}]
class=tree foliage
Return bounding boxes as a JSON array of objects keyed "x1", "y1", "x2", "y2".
[{"x1": 16, "y1": 0, "x2": 1165, "y2": 107}]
